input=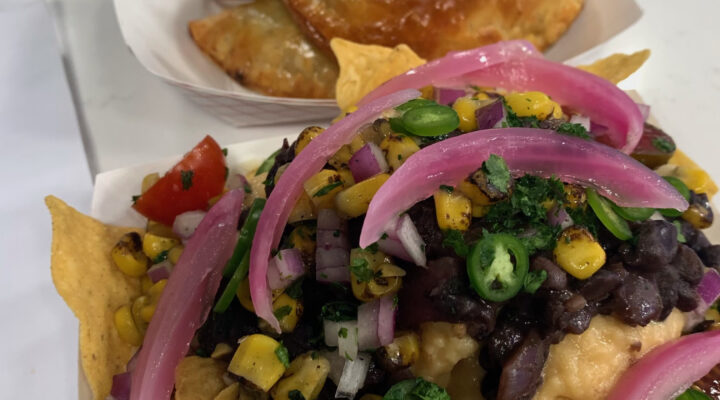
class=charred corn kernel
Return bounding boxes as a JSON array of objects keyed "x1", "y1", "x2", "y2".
[
  {"x1": 146, "y1": 220, "x2": 177, "y2": 238},
  {"x1": 329, "y1": 136, "x2": 366, "y2": 169},
  {"x1": 211, "y1": 343, "x2": 234, "y2": 360},
  {"x1": 140, "y1": 303, "x2": 156, "y2": 323},
  {"x1": 303, "y1": 170, "x2": 344, "y2": 210},
  {"x1": 553, "y1": 227, "x2": 606, "y2": 279},
  {"x1": 456, "y1": 180, "x2": 494, "y2": 206},
  {"x1": 236, "y1": 278, "x2": 255, "y2": 312},
  {"x1": 337, "y1": 168, "x2": 356, "y2": 188},
  {"x1": 433, "y1": 189, "x2": 472, "y2": 231},
  {"x1": 273, "y1": 294, "x2": 303, "y2": 333},
  {"x1": 335, "y1": 173, "x2": 391, "y2": 218},
  {"x1": 683, "y1": 204, "x2": 713, "y2": 230},
  {"x1": 168, "y1": 245, "x2": 184, "y2": 264},
  {"x1": 667, "y1": 150, "x2": 718, "y2": 197},
  {"x1": 111, "y1": 232, "x2": 149, "y2": 277},
  {"x1": 452, "y1": 96, "x2": 482, "y2": 132},
  {"x1": 296, "y1": 126, "x2": 325, "y2": 155},
  {"x1": 472, "y1": 205, "x2": 490, "y2": 218},
  {"x1": 141, "y1": 172, "x2": 160, "y2": 193},
  {"x1": 228, "y1": 334, "x2": 287, "y2": 391},
  {"x1": 504, "y1": 91, "x2": 562, "y2": 120},
  {"x1": 131, "y1": 295, "x2": 150, "y2": 332},
  {"x1": 350, "y1": 248, "x2": 400, "y2": 302},
  {"x1": 114, "y1": 305, "x2": 143, "y2": 346},
  {"x1": 271, "y1": 353, "x2": 330, "y2": 400},
  {"x1": 706, "y1": 308, "x2": 720, "y2": 323},
  {"x1": 289, "y1": 225, "x2": 316, "y2": 256},
  {"x1": 142, "y1": 233, "x2": 179, "y2": 261},
  {"x1": 564, "y1": 184, "x2": 587, "y2": 209},
  {"x1": 288, "y1": 192, "x2": 316, "y2": 223},
  {"x1": 381, "y1": 134, "x2": 420, "y2": 171},
  {"x1": 380, "y1": 332, "x2": 420, "y2": 369},
  {"x1": 148, "y1": 279, "x2": 168, "y2": 299},
  {"x1": 141, "y1": 275, "x2": 153, "y2": 293}
]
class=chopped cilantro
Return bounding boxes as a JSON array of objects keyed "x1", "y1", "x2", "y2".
[
  {"x1": 224, "y1": 166, "x2": 229, "y2": 180},
  {"x1": 350, "y1": 258, "x2": 375, "y2": 283},
  {"x1": 384, "y1": 378, "x2": 450, "y2": 400},
  {"x1": 131, "y1": 195, "x2": 140, "y2": 204},
  {"x1": 364, "y1": 242, "x2": 379, "y2": 253},
  {"x1": 275, "y1": 343, "x2": 290, "y2": 368},
  {"x1": 333, "y1": 230, "x2": 340, "y2": 238},
  {"x1": 442, "y1": 229, "x2": 469, "y2": 257},
  {"x1": 673, "y1": 220, "x2": 687, "y2": 243},
  {"x1": 313, "y1": 181, "x2": 343, "y2": 197},
  {"x1": 288, "y1": 390, "x2": 306, "y2": 400},
  {"x1": 222, "y1": 147, "x2": 228, "y2": 156},
  {"x1": 568, "y1": 206, "x2": 600, "y2": 238},
  {"x1": 557, "y1": 123, "x2": 592, "y2": 140},
  {"x1": 524, "y1": 269, "x2": 547, "y2": 294},
  {"x1": 153, "y1": 250, "x2": 169, "y2": 264},
  {"x1": 393, "y1": 295, "x2": 399, "y2": 308},
  {"x1": 676, "y1": 388, "x2": 712, "y2": 400},
  {"x1": 274, "y1": 305, "x2": 292, "y2": 320},
  {"x1": 320, "y1": 301, "x2": 357, "y2": 322},
  {"x1": 503, "y1": 99, "x2": 540, "y2": 128},
  {"x1": 310, "y1": 351, "x2": 319, "y2": 360},
  {"x1": 652, "y1": 137, "x2": 676, "y2": 153},
  {"x1": 285, "y1": 278, "x2": 304, "y2": 299},
  {"x1": 381, "y1": 233, "x2": 389, "y2": 240},
  {"x1": 398, "y1": 154, "x2": 403, "y2": 160},
  {"x1": 482, "y1": 154, "x2": 511, "y2": 193},
  {"x1": 439, "y1": 185, "x2": 454, "y2": 193},
  {"x1": 344, "y1": 352, "x2": 354, "y2": 361},
  {"x1": 244, "y1": 183, "x2": 252, "y2": 194},
  {"x1": 180, "y1": 170, "x2": 194, "y2": 190},
  {"x1": 338, "y1": 327, "x2": 348, "y2": 338}
]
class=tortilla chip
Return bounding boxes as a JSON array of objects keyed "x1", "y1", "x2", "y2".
[
  {"x1": 331, "y1": 38, "x2": 426, "y2": 111},
  {"x1": 46, "y1": 196, "x2": 143, "y2": 400},
  {"x1": 577, "y1": 49, "x2": 651, "y2": 84},
  {"x1": 174, "y1": 356, "x2": 229, "y2": 400}
]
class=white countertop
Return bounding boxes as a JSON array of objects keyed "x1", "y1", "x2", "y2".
[{"x1": 1, "y1": 0, "x2": 719, "y2": 399}]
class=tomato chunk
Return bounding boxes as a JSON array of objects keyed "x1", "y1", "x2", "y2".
[{"x1": 133, "y1": 136, "x2": 227, "y2": 225}]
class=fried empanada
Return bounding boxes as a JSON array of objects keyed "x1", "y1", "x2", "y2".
[
  {"x1": 282, "y1": 0, "x2": 584, "y2": 60},
  {"x1": 189, "y1": 0, "x2": 338, "y2": 98}
]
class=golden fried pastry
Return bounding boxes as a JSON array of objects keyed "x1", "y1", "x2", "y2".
[
  {"x1": 189, "y1": 0, "x2": 338, "y2": 98},
  {"x1": 282, "y1": 0, "x2": 584, "y2": 60}
]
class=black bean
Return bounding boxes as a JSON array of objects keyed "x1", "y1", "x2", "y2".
[
  {"x1": 678, "y1": 219, "x2": 711, "y2": 252},
  {"x1": 497, "y1": 330, "x2": 550, "y2": 400},
  {"x1": 406, "y1": 199, "x2": 456, "y2": 259},
  {"x1": 623, "y1": 220, "x2": 678, "y2": 271},
  {"x1": 647, "y1": 267, "x2": 679, "y2": 320},
  {"x1": 699, "y1": 245, "x2": 720, "y2": 269},
  {"x1": 579, "y1": 267, "x2": 624, "y2": 302},
  {"x1": 611, "y1": 274, "x2": 662, "y2": 326},
  {"x1": 676, "y1": 281, "x2": 700, "y2": 312},
  {"x1": 671, "y1": 244, "x2": 705, "y2": 285},
  {"x1": 531, "y1": 256, "x2": 568, "y2": 290}
]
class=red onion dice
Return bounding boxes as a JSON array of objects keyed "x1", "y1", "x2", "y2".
[
  {"x1": 475, "y1": 98, "x2": 506, "y2": 130},
  {"x1": 267, "y1": 249, "x2": 304, "y2": 291},
  {"x1": 434, "y1": 87, "x2": 466, "y2": 105},
  {"x1": 147, "y1": 260, "x2": 173, "y2": 283},
  {"x1": 349, "y1": 142, "x2": 389, "y2": 182}
]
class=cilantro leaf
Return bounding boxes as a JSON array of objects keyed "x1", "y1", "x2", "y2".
[
  {"x1": 153, "y1": 250, "x2": 169, "y2": 264},
  {"x1": 313, "y1": 181, "x2": 343, "y2": 197},
  {"x1": 673, "y1": 220, "x2": 687, "y2": 243},
  {"x1": 524, "y1": 269, "x2": 547, "y2": 294},
  {"x1": 442, "y1": 229, "x2": 469, "y2": 257},
  {"x1": 652, "y1": 137, "x2": 676, "y2": 153},
  {"x1": 320, "y1": 301, "x2": 357, "y2": 322},
  {"x1": 275, "y1": 343, "x2": 290, "y2": 368},
  {"x1": 384, "y1": 378, "x2": 450, "y2": 400},
  {"x1": 180, "y1": 170, "x2": 194, "y2": 190},
  {"x1": 482, "y1": 154, "x2": 511, "y2": 194},
  {"x1": 285, "y1": 278, "x2": 304, "y2": 299},
  {"x1": 439, "y1": 185, "x2": 454, "y2": 193},
  {"x1": 273, "y1": 305, "x2": 292, "y2": 320},
  {"x1": 557, "y1": 122, "x2": 592, "y2": 140},
  {"x1": 338, "y1": 327, "x2": 348, "y2": 338},
  {"x1": 349, "y1": 258, "x2": 375, "y2": 283},
  {"x1": 131, "y1": 195, "x2": 140, "y2": 204}
]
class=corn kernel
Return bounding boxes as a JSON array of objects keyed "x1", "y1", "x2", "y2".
[
  {"x1": 289, "y1": 225, "x2": 316, "y2": 256},
  {"x1": 434, "y1": 189, "x2": 472, "y2": 231},
  {"x1": 504, "y1": 91, "x2": 562, "y2": 120},
  {"x1": 215, "y1": 382, "x2": 239, "y2": 400},
  {"x1": 140, "y1": 275, "x2": 153, "y2": 293},
  {"x1": 472, "y1": 205, "x2": 490, "y2": 218},
  {"x1": 350, "y1": 250, "x2": 398, "y2": 302},
  {"x1": 168, "y1": 245, "x2": 184, "y2": 264},
  {"x1": 337, "y1": 168, "x2": 356, "y2": 188},
  {"x1": 146, "y1": 220, "x2": 177, "y2": 239},
  {"x1": 236, "y1": 278, "x2": 255, "y2": 312},
  {"x1": 380, "y1": 332, "x2": 420, "y2": 369},
  {"x1": 131, "y1": 295, "x2": 150, "y2": 332},
  {"x1": 141, "y1": 173, "x2": 160, "y2": 193},
  {"x1": 335, "y1": 173, "x2": 390, "y2": 218},
  {"x1": 111, "y1": 232, "x2": 149, "y2": 277},
  {"x1": 381, "y1": 134, "x2": 420, "y2": 171},
  {"x1": 553, "y1": 227, "x2": 606, "y2": 279},
  {"x1": 211, "y1": 343, "x2": 234, "y2": 360},
  {"x1": 667, "y1": 150, "x2": 718, "y2": 197},
  {"x1": 148, "y1": 279, "x2": 167, "y2": 299},
  {"x1": 706, "y1": 308, "x2": 720, "y2": 323},
  {"x1": 452, "y1": 97, "x2": 481, "y2": 132},
  {"x1": 228, "y1": 334, "x2": 287, "y2": 391},
  {"x1": 142, "y1": 233, "x2": 179, "y2": 261},
  {"x1": 288, "y1": 192, "x2": 316, "y2": 224},
  {"x1": 140, "y1": 303, "x2": 156, "y2": 323},
  {"x1": 420, "y1": 85, "x2": 434, "y2": 99},
  {"x1": 114, "y1": 305, "x2": 143, "y2": 346},
  {"x1": 296, "y1": 126, "x2": 325, "y2": 155},
  {"x1": 303, "y1": 170, "x2": 344, "y2": 210},
  {"x1": 456, "y1": 180, "x2": 494, "y2": 206},
  {"x1": 273, "y1": 293, "x2": 303, "y2": 333},
  {"x1": 271, "y1": 353, "x2": 330, "y2": 400}
]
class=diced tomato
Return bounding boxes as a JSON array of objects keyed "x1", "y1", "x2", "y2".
[{"x1": 133, "y1": 136, "x2": 227, "y2": 225}]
